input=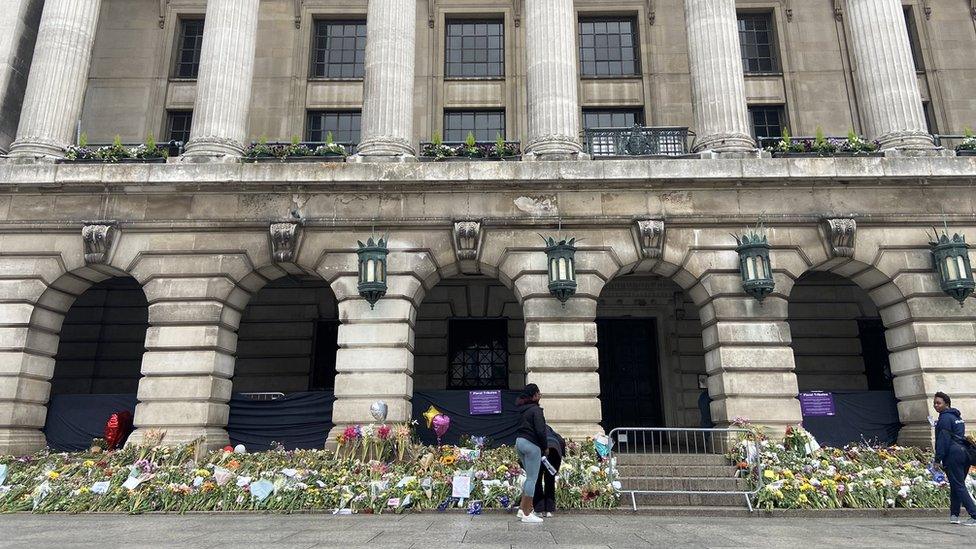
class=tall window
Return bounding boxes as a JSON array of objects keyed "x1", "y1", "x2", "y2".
[
  {"x1": 445, "y1": 19, "x2": 505, "y2": 78},
  {"x1": 749, "y1": 106, "x2": 785, "y2": 143},
  {"x1": 582, "y1": 108, "x2": 645, "y2": 130},
  {"x1": 738, "y1": 13, "x2": 778, "y2": 73},
  {"x1": 306, "y1": 111, "x2": 361, "y2": 143},
  {"x1": 443, "y1": 110, "x2": 505, "y2": 142},
  {"x1": 312, "y1": 19, "x2": 367, "y2": 78},
  {"x1": 166, "y1": 111, "x2": 193, "y2": 143},
  {"x1": 903, "y1": 8, "x2": 924, "y2": 71},
  {"x1": 173, "y1": 18, "x2": 205, "y2": 79},
  {"x1": 578, "y1": 17, "x2": 640, "y2": 77},
  {"x1": 448, "y1": 319, "x2": 509, "y2": 389}
]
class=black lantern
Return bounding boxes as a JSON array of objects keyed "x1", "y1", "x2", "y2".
[
  {"x1": 930, "y1": 230, "x2": 974, "y2": 305},
  {"x1": 357, "y1": 236, "x2": 388, "y2": 309},
  {"x1": 733, "y1": 230, "x2": 775, "y2": 302},
  {"x1": 543, "y1": 235, "x2": 577, "y2": 303}
]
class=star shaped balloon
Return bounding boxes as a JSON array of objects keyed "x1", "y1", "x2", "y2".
[{"x1": 423, "y1": 405, "x2": 441, "y2": 428}]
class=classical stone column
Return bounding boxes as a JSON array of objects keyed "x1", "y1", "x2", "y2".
[
  {"x1": 327, "y1": 275, "x2": 416, "y2": 441},
  {"x1": 683, "y1": 0, "x2": 756, "y2": 154},
  {"x1": 523, "y1": 297, "x2": 603, "y2": 439},
  {"x1": 354, "y1": 0, "x2": 417, "y2": 160},
  {"x1": 0, "y1": 0, "x2": 43, "y2": 154},
  {"x1": 7, "y1": 0, "x2": 102, "y2": 159},
  {"x1": 182, "y1": 0, "x2": 260, "y2": 159},
  {"x1": 523, "y1": 0, "x2": 585, "y2": 159},
  {"x1": 844, "y1": 0, "x2": 934, "y2": 150}
]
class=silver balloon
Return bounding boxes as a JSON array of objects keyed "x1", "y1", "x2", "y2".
[{"x1": 370, "y1": 400, "x2": 388, "y2": 422}]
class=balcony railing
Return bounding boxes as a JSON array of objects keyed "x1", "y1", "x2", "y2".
[{"x1": 584, "y1": 125, "x2": 693, "y2": 158}]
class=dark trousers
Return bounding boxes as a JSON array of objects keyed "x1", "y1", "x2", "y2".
[
  {"x1": 533, "y1": 451, "x2": 561, "y2": 513},
  {"x1": 946, "y1": 445, "x2": 976, "y2": 518}
]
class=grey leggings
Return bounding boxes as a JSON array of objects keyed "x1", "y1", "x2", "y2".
[{"x1": 516, "y1": 437, "x2": 542, "y2": 498}]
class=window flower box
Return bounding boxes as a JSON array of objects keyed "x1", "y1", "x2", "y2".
[
  {"x1": 61, "y1": 135, "x2": 170, "y2": 164},
  {"x1": 419, "y1": 132, "x2": 521, "y2": 162},
  {"x1": 766, "y1": 128, "x2": 882, "y2": 158},
  {"x1": 244, "y1": 135, "x2": 349, "y2": 163}
]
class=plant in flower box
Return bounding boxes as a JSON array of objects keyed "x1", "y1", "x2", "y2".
[
  {"x1": 810, "y1": 127, "x2": 839, "y2": 156},
  {"x1": 284, "y1": 135, "x2": 312, "y2": 157},
  {"x1": 840, "y1": 129, "x2": 879, "y2": 154},
  {"x1": 420, "y1": 132, "x2": 455, "y2": 159},
  {"x1": 769, "y1": 128, "x2": 807, "y2": 155},
  {"x1": 313, "y1": 132, "x2": 347, "y2": 157},
  {"x1": 957, "y1": 128, "x2": 976, "y2": 155},
  {"x1": 490, "y1": 133, "x2": 520, "y2": 160},
  {"x1": 457, "y1": 132, "x2": 486, "y2": 159},
  {"x1": 244, "y1": 137, "x2": 279, "y2": 159},
  {"x1": 131, "y1": 134, "x2": 168, "y2": 161},
  {"x1": 95, "y1": 135, "x2": 132, "y2": 163},
  {"x1": 65, "y1": 133, "x2": 97, "y2": 161}
]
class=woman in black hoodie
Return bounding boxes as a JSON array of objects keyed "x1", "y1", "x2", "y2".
[
  {"x1": 514, "y1": 384, "x2": 547, "y2": 523},
  {"x1": 934, "y1": 391, "x2": 976, "y2": 525}
]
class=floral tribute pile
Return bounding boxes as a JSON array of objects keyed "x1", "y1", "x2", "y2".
[
  {"x1": 0, "y1": 426, "x2": 618, "y2": 514},
  {"x1": 730, "y1": 423, "x2": 976, "y2": 510}
]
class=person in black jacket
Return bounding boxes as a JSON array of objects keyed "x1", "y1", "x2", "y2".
[
  {"x1": 533, "y1": 426, "x2": 566, "y2": 516},
  {"x1": 514, "y1": 383, "x2": 547, "y2": 523},
  {"x1": 933, "y1": 391, "x2": 976, "y2": 526}
]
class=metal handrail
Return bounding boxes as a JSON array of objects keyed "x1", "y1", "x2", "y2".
[
  {"x1": 607, "y1": 427, "x2": 763, "y2": 512},
  {"x1": 583, "y1": 125, "x2": 693, "y2": 157},
  {"x1": 933, "y1": 134, "x2": 972, "y2": 149}
]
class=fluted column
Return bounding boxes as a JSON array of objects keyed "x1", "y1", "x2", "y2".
[
  {"x1": 7, "y1": 0, "x2": 102, "y2": 159},
  {"x1": 0, "y1": 0, "x2": 43, "y2": 155},
  {"x1": 355, "y1": 0, "x2": 417, "y2": 159},
  {"x1": 524, "y1": 0, "x2": 584, "y2": 159},
  {"x1": 684, "y1": 0, "x2": 756, "y2": 153},
  {"x1": 182, "y1": 0, "x2": 260, "y2": 160},
  {"x1": 844, "y1": 0, "x2": 934, "y2": 150}
]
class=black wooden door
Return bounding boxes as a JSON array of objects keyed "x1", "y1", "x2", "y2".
[{"x1": 597, "y1": 319, "x2": 664, "y2": 431}]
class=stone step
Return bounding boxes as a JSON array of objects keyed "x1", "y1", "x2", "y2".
[
  {"x1": 628, "y1": 491, "x2": 749, "y2": 508},
  {"x1": 613, "y1": 453, "x2": 730, "y2": 466},
  {"x1": 616, "y1": 506, "x2": 755, "y2": 517},
  {"x1": 616, "y1": 476, "x2": 748, "y2": 492},
  {"x1": 614, "y1": 464, "x2": 735, "y2": 478}
]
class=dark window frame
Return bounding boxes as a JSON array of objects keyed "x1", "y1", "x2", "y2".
[
  {"x1": 172, "y1": 17, "x2": 205, "y2": 80},
  {"x1": 442, "y1": 109, "x2": 506, "y2": 142},
  {"x1": 737, "y1": 12, "x2": 780, "y2": 74},
  {"x1": 310, "y1": 18, "x2": 368, "y2": 80},
  {"x1": 748, "y1": 105, "x2": 786, "y2": 142},
  {"x1": 306, "y1": 110, "x2": 362, "y2": 144},
  {"x1": 447, "y1": 318, "x2": 510, "y2": 390},
  {"x1": 165, "y1": 110, "x2": 193, "y2": 144},
  {"x1": 903, "y1": 7, "x2": 924, "y2": 72},
  {"x1": 444, "y1": 18, "x2": 506, "y2": 79},
  {"x1": 582, "y1": 108, "x2": 646, "y2": 130},
  {"x1": 578, "y1": 15, "x2": 641, "y2": 78}
]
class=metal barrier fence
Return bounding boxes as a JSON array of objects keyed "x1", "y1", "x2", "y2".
[
  {"x1": 584, "y1": 126, "x2": 692, "y2": 157},
  {"x1": 607, "y1": 427, "x2": 762, "y2": 512}
]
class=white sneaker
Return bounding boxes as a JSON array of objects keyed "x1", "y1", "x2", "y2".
[
  {"x1": 950, "y1": 515, "x2": 960, "y2": 524},
  {"x1": 545, "y1": 512, "x2": 553, "y2": 517},
  {"x1": 516, "y1": 509, "x2": 525, "y2": 518},
  {"x1": 520, "y1": 512, "x2": 544, "y2": 524}
]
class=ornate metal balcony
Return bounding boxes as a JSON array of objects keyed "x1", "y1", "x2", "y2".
[{"x1": 584, "y1": 125, "x2": 693, "y2": 158}]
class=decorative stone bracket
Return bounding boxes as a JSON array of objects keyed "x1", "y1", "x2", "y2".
[
  {"x1": 822, "y1": 218, "x2": 857, "y2": 258},
  {"x1": 82, "y1": 221, "x2": 118, "y2": 265},
  {"x1": 270, "y1": 221, "x2": 302, "y2": 263},
  {"x1": 453, "y1": 220, "x2": 483, "y2": 274},
  {"x1": 635, "y1": 219, "x2": 666, "y2": 259}
]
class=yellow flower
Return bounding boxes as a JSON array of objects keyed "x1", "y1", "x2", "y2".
[
  {"x1": 763, "y1": 470, "x2": 777, "y2": 480},
  {"x1": 195, "y1": 469, "x2": 211, "y2": 477},
  {"x1": 800, "y1": 483, "x2": 813, "y2": 492},
  {"x1": 798, "y1": 494, "x2": 808, "y2": 504},
  {"x1": 79, "y1": 486, "x2": 91, "y2": 494},
  {"x1": 783, "y1": 470, "x2": 794, "y2": 479},
  {"x1": 47, "y1": 471, "x2": 60, "y2": 480},
  {"x1": 440, "y1": 455, "x2": 456, "y2": 465},
  {"x1": 83, "y1": 460, "x2": 95, "y2": 468},
  {"x1": 774, "y1": 490, "x2": 784, "y2": 499}
]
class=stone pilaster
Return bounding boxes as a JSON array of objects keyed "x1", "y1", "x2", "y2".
[
  {"x1": 0, "y1": 0, "x2": 43, "y2": 154},
  {"x1": 701, "y1": 295, "x2": 802, "y2": 438},
  {"x1": 326, "y1": 275, "x2": 416, "y2": 442},
  {"x1": 181, "y1": 0, "x2": 260, "y2": 160},
  {"x1": 128, "y1": 278, "x2": 239, "y2": 449},
  {"x1": 844, "y1": 0, "x2": 934, "y2": 150},
  {"x1": 683, "y1": 0, "x2": 756, "y2": 153},
  {"x1": 7, "y1": 0, "x2": 102, "y2": 159},
  {"x1": 523, "y1": 0, "x2": 585, "y2": 159},
  {"x1": 354, "y1": 0, "x2": 417, "y2": 159},
  {"x1": 523, "y1": 297, "x2": 602, "y2": 439}
]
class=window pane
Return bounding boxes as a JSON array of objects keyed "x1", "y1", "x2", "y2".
[
  {"x1": 445, "y1": 19, "x2": 505, "y2": 78},
  {"x1": 312, "y1": 20, "x2": 367, "y2": 78},
  {"x1": 448, "y1": 319, "x2": 509, "y2": 389},
  {"x1": 166, "y1": 111, "x2": 193, "y2": 143},
  {"x1": 174, "y1": 19, "x2": 204, "y2": 79},
  {"x1": 306, "y1": 111, "x2": 362, "y2": 144},
  {"x1": 737, "y1": 13, "x2": 778, "y2": 74},
  {"x1": 578, "y1": 16, "x2": 640, "y2": 77},
  {"x1": 749, "y1": 106, "x2": 786, "y2": 143},
  {"x1": 443, "y1": 110, "x2": 506, "y2": 142}
]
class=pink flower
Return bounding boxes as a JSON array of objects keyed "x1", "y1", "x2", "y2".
[
  {"x1": 377, "y1": 425, "x2": 391, "y2": 440},
  {"x1": 343, "y1": 426, "x2": 360, "y2": 440}
]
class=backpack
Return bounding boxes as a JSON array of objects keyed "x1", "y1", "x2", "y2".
[{"x1": 953, "y1": 433, "x2": 976, "y2": 467}]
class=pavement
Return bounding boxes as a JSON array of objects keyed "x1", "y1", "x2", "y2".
[{"x1": 0, "y1": 512, "x2": 972, "y2": 548}]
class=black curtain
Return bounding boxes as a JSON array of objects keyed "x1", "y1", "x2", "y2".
[
  {"x1": 227, "y1": 391, "x2": 335, "y2": 451},
  {"x1": 43, "y1": 394, "x2": 139, "y2": 452},
  {"x1": 801, "y1": 390, "x2": 901, "y2": 447},
  {"x1": 411, "y1": 390, "x2": 522, "y2": 447}
]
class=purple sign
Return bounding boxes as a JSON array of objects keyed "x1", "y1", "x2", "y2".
[
  {"x1": 469, "y1": 390, "x2": 502, "y2": 415},
  {"x1": 799, "y1": 391, "x2": 836, "y2": 417}
]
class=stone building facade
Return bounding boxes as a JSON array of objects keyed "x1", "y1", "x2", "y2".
[{"x1": 0, "y1": 0, "x2": 974, "y2": 455}]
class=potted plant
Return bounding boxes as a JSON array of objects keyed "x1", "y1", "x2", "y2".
[
  {"x1": 809, "y1": 127, "x2": 839, "y2": 156},
  {"x1": 489, "y1": 133, "x2": 521, "y2": 161},
  {"x1": 768, "y1": 129, "x2": 808, "y2": 157},
  {"x1": 244, "y1": 137, "x2": 279, "y2": 161},
  {"x1": 129, "y1": 134, "x2": 168, "y2": 163},
  {"x1": 64, "y1": 133, "x2": 98, "y2": 162},
  {"x1": 838, "y1": 129, "x2": 881, "y2": 156},
  {"x1": 312, "y1": 132, "x2": 347, "y2": 161},
  {"x1": 456, "y1": 132, "x2": 486, "y2": 160},
  {"x1": 419, "y1": 132, "x2": 457, "y2": 161},
  {"x1": 956, "y1": 128, "x2": 976, "y2": 156},
  {"x1": 94, "y1": 136, "x2": 132, "y2": 163},
  {"x1": 281, "y1": 135, "x2": 313, "y2": 160}
]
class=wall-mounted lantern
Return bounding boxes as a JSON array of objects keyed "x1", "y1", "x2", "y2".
[
  {"x1": 733, "y1": 225, "x2": 775, "y2": 303},
  {"x1": 357, "y1": 236, "x2": 389, "y2": 309},
  {"x1": 930, "y1": 229, "x2": 974, "y2": 305},
  {"x1": 543, "y1": 235, "x2": 577, "y2": 304}
]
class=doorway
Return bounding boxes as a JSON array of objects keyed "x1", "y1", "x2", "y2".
[{"x1": 596, "y1": 318, "x2": 664, "y2": 431}]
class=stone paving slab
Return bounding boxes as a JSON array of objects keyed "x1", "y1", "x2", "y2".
[{"x1": 0, "y1": 513, "x2": 973, "y2": 548}]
